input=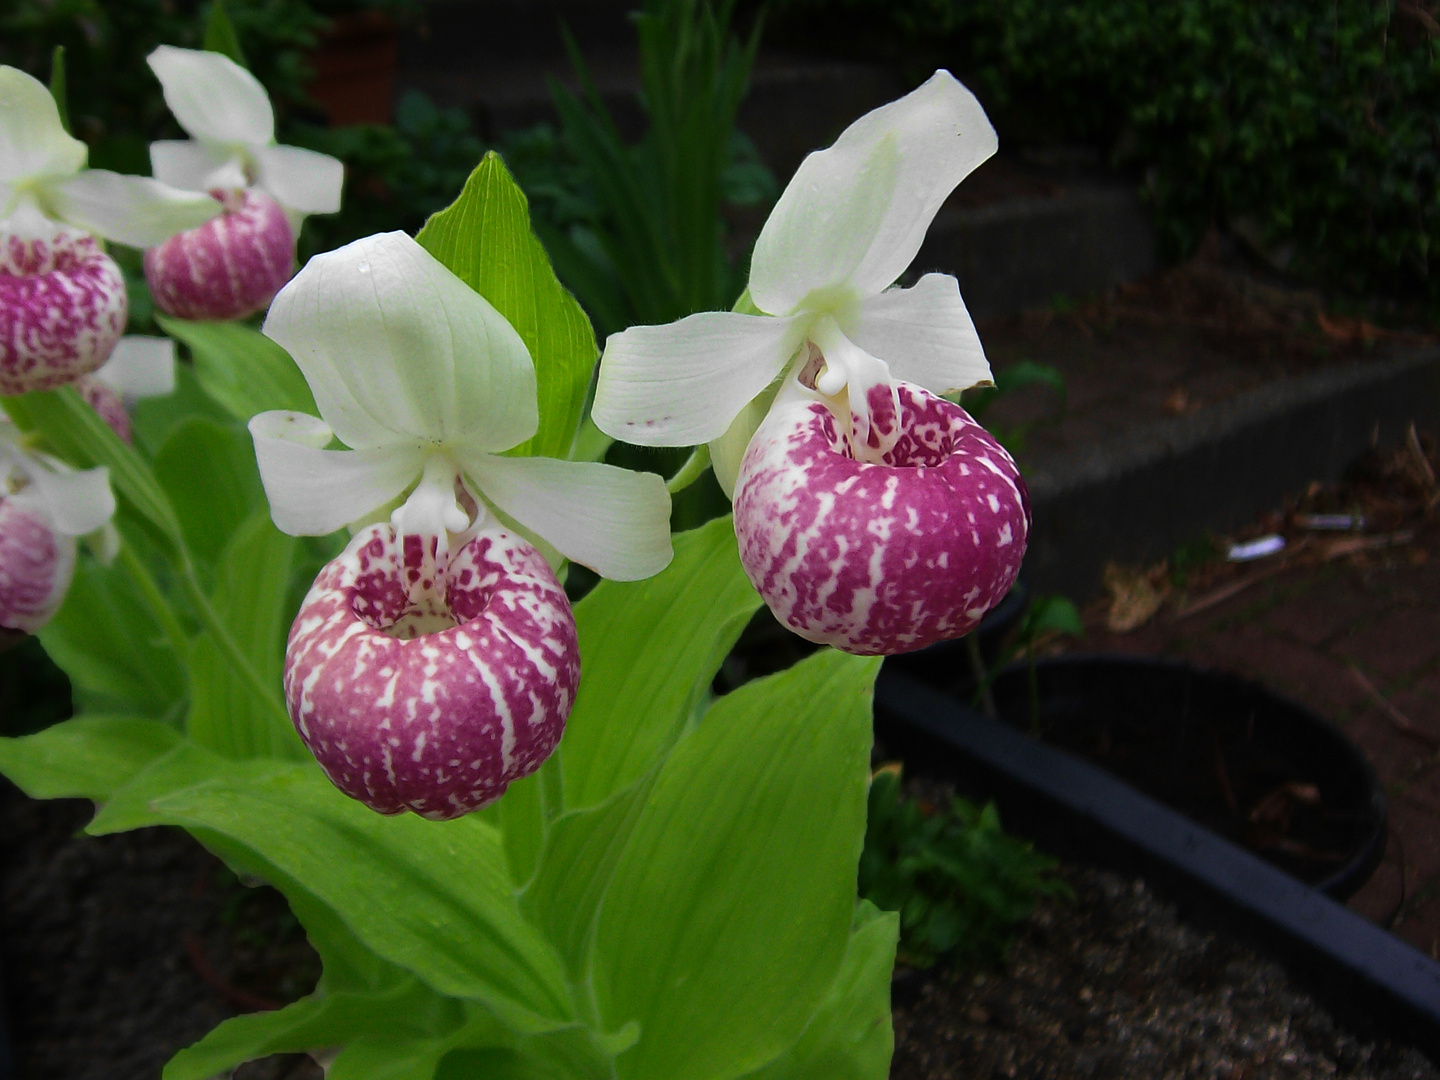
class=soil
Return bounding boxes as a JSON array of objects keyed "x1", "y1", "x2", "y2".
[
  {"x1": 891, "y1": 863, "x2": 1440, "y2": 1080},
  {"x1": 5, "y1": 769, "x2": 1438, "y2": 1080},
  {"x1": 0, "y1": 780, "x2": 321, "y2": 1080}
]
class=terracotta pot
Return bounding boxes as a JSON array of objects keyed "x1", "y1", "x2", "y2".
[{"x1": 305, "y1": 11, "x2": 399, "y2": 126}]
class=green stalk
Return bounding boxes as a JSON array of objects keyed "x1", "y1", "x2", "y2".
[
  {"x1": 117, "y1": 540, "x2": 191, "y2": 664},
  {"x1": 964, "y1": 633, "x2": 998, "y2": 719},
  {"x1": 178, "y1": 559, "x2": 288, "y2": 722},
  {"x1": 666, "y1": 444, "x2": 711, "y2": 494}
]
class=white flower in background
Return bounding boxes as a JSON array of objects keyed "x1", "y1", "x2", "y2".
[
  {"x1": 592, "y1": 70, "x2": 1030, "y2": 655},
  {"x1": 143, "y1": 46, "x2": 345, "y2": 321},
  {"x1": 0, "y1": 421, "x2": 115, "y2": 634},
  {"x1": 75, "y1": 335, "x2": 177, "y2": 443},
  {"x1": 0, "y1": 66, "x2": 219, "y2": 394},
  {"x1": 250, "y1": 231, "x2": 672, "y2": 818}
]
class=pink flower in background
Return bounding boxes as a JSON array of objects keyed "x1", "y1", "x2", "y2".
[
  {"x1": 143, "y1": 46, "x2": 344, "y2": 321},
  {"x1": 593, "y1": 71, "x2": 1027, "y2": 654},
  {"x1": 0, "y1": 421, "x2": 115, "y2": 634},
  {"x1": 0, "y1": 66, "x2": 218, "y2": 393},
  {"x1": 73, "y1": 335, "x2": 177, "y2": 443},
  {"x1": 251, "y1": 232, "x2": 672, "y2": 818}
]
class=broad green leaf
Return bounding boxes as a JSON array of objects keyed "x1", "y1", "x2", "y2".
[
  {"x1": 436, "y1": 1022, "x2": 636, "y2": 1080},
  {"x1": 164, "y1": 976, "x2": 467, "y2": 1080},
  {"x1": 153, "y1": 417, "x2": 264, "y2": 567},
  {"x1": 86, "y1": 739, "x2": 409, "y2": 995},
  {"x1": 593, "y1": 649, "x2": 881, "y2": 1080},
  {"x1": 131, "y1": 362, "x2": 237, "y2": 458},
  {"x1": 202, "y1": 0, "x2": 248, "y2": 66},
  {"x1": 185, "y1": 508, "x2": 303, "y2": 760},
  {"x1": 417, "y1": 152, "x2": 595, "y2": 459},
  {"x1": 476, "y1": 765, "x2": 552, "y2": 887},
  {"x1": 3, "y1": 386, "x2": 185, "y2": 555},
  {"x1": 519, "y1": 770, "x2": 656, "y2": 977},
  {"x1": 0, "y1": 715, "x2": 181, "y2": 800},
  {"x1": 159, "y1": 315, "x2": 316, "y2": 422},
  {"x1": 142, "y1": 766, "x2": 576, "y2": 1031},
  {"x1": 39, "y1": 557, "x2": 187, "y2": 718},
  {"x1": 560, "y1": 516, "x2": 760, "y2": 810},
  {"x1": 49, "y1": 45, "x2": 69, "y2": 133},
  {"x1": 739, "y1": 901, "x2": 899, "y2": 1080}
]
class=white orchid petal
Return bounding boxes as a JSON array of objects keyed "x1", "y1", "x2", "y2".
[
  {"x1": 461, "y1": 452, "x2": 673, "y2": 581},
  {"x1": 263, "y1": 232, "x2": 537, "y2": 451},
  {"x1": 15, "y1": 463, "x2": 115, "y2": 537},
  {"x1": 150, "y1": 139, "x2": 232, "y2": 192},
  {"x1": 147, "y1": 46, "x2": 274, "y2": 147},
  {"x1": 750, "y1": 70, "x2": 996, "y2": 313},
  {"x1": 846, "y1": 273, "x2": 991, "y2": 394},
  {"x1": 593, "y1": 310, "x2": 805, "y2": 446},
  {"x1": 92, "y1": 336, "x2": 176, "y2": 401},
  {"x1": 44, "y1": 170, "x2": 221, "y2": 247},
  {"x1": 250, "y1": 411, "x2": 425, "y2": 536},
  {"x1": 0, "y1": 66, "x2": 87, "y2": 184},
  {"x1": 252, "y1": 143, "x2": 344, "y2": 216}
]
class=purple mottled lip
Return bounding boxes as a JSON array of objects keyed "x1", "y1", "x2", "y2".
[
  {"x1": 0, "y1": 500, "x2": 75, "y2": 635},
  {"x1": 144, "y1": 188, "x2": 294, "y2": 322},
  {"x1": 733, "y1": 379, "x2": 1030, "y2": 656},
  {"x1": 0, "y1": 224, "x2": 126, "y2": 396},
  {"x1": 284, "y1": 522, "x2": 580, "y2": 820}
]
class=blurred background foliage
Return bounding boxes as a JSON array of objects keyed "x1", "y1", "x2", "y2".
[{"x1": 770, "y1": 0, "x2": 1440, "y2": 303}]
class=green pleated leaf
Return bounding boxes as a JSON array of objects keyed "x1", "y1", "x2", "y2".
[
  {"x1": 185, "y1": 508, "x2": 303, "y2": 760},
  {"x1": 39, "y1": 556, "x2": 187, "y2": 718},
  {"x1": 0, "y1": 715, "x2": 181, "y2": 800},
  {"x1": 159, "y1": 315, "x2": 317, "y2": 423},
  {"x1": 559, "y1": 516, "x2": 760, "y2": 811},
  {"x1": 163, "y1": 976, "x2": 468, "y2": 1080},
  {"x1": 739, "y1": 901, "x2": 899, "y2": 1080},
  {"x1": 519, "y1": 770, "x2": 656, "y2": 977},
  {"x1": 2, "y1": 386, "x2": 185, "y2": 555},
  {"x1": 153, "y1": 417, "x2": 264, "y2": 569},
  {"x1": 416, "y1": 151, "x2": 596, "y2": 459},
  {"x1": 592, "y1": 649, "x2": 881, "y2": 1080},
  {"x1": 139, "y1": 766, "x2": 577, "y2": 1032}
]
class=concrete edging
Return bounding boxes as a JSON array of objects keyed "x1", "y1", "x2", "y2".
[{"x1": 1021, "y1": 347, "x2": 1440, "y2": 598}]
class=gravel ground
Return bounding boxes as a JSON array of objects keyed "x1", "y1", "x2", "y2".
[{"x1": 893, "y1": 864, "x2": 1439, "y2": 1080}]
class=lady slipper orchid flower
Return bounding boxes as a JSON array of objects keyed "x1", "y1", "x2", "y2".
[
  {"x1": 592, "y1": 70, "x2": 1029, "y2": 656},
  {"x1": 0, "y1": 420, "x2": 115, "y2": 634},
  {"x1": 143, "y1": 46, "x2": 344, "y2": 321},
  {"x1": 75, "y1": 335, "x2": 177, "y2": 443},
  {"x1": 251, "y1": 231, "x2": 672, "y2": 819},
  {"x1": 0, "y1": 66, "x2": 219, "y2": 393}
]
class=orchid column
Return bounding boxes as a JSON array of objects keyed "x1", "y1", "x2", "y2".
[
  {"x1": 594, "y1": 71, "x2": 1031, "y2": 656},
  {"x1": 251, "y1": 231, "x2": 672, "y2": 819}
]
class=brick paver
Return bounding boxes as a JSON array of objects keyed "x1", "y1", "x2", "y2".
[{"x1": 1069, "y1": 516, "x2": 1440, "y2": 954}]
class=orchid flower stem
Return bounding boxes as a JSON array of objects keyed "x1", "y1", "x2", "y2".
[
  {"x1": 117, "y1": 540, "x2": 191, "y2": 664},
  {"x1": 177, "y1": 559, "x2": 288, "y2": 722},
  {"x1": 965, "y1": 633, "x2": 998, "y2": 719},
  {"x1": 666, "y1": 444, "x2": 711, "y2": 494}
]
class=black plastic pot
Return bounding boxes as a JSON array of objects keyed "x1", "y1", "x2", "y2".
[{"x1": 873, "y1": 663, "x2": 1440, "y2": 1059}]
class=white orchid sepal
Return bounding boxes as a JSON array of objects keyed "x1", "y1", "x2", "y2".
[
  {"x1": 592, "y1": 69, "x2": 998, "y2": 492},
  {"x1": 147, "y1": 46, "x2": 343, "y2": 223},
  {"x1": 0, "y1": 66, "x2": 221, "y2": 247},
  {"x1": 249, "y1": 231, "x2": 673, "y2": 585}
]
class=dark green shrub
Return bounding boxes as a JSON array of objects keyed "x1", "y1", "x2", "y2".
[{"x1": 774, "y1": 0, "x2": 1440, "y2": 303}]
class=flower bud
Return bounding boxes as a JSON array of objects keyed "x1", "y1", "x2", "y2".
[
  {"x1": 0, "y1": 499, "x2": 76, "y2": 635},
  {"x1": 0, "y1": 215, "x2": 126, "y2": 396},
  {"x1": 734, "y1": 380, "x2": 1029, "y2": 655},
  {"x1": 74, "y1": 376, "x2": 131, "y2": 442},
  {"x1": 284, "y1": 522, "x2": 580, "y2": 819},
  {"x1": 144, "y1": 189, "x2": 293, "y2": 321}
]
